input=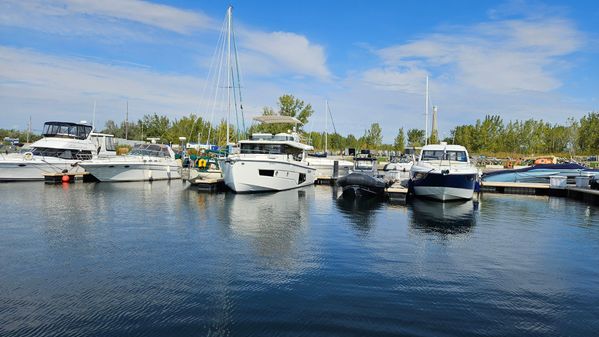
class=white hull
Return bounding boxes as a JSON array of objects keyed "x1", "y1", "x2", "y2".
[
  {"x1": 81, "y1": 161, "x2": 181, "y2": 182},
  {"x1": 222, "y1": 158, "x2": 316, "y2": 193},
  {"x1": 413, "y1": 186, "x2": 474, "y2": 201},
  {"x1": 185, "y1": 168, "x2": 222, "y2": 181},
  {"x1": 0, "y1": 157, "x2": 85, "y2": 181}
]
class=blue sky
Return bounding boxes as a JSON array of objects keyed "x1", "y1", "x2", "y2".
[{"x1": 1, "y1": 0, "x2": 598, "y2": 142}]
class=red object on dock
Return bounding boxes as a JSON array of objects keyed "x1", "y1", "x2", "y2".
[{"x1": 62, "y1": 175, "x2": 70, "y2": 183}]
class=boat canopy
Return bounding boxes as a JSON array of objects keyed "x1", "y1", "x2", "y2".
[
  {"x1": 130, "y1": 144, "x2": 174, "y2": 158},
  {"x1": 42, "y1": 121, "x2": 93, "y2": 140},
  {"x1": 253, "y1": 115, "x2": 302, "y2": 125}
]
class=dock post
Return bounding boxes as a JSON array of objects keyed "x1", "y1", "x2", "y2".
[{"x1": 333, "y1": 160, "x2": 339, "y2": 179}]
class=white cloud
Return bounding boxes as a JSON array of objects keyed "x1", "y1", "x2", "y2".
[
  {"x1": 239, "y1": 30, "x2": 331, "y2": 80},
  {"x1": 0, "y1": 0, "x2": 214, "y2": 35},
  {"x1": 369, "y1": 17, "x2": 583, "y2": 94},
  {"x1": 0, "y1": 46, "x2": 212, "y2": 128}
]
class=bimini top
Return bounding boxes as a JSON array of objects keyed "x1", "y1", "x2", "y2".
[
  {"x1": 42, "y1": 121, "x2": 93, "y2": 140},
  {"x1": 253, "y1": 115, "x2": 303, "y2": 125}
]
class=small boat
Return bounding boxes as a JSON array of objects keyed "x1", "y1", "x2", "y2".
[
  {"x1": 382, "y1": 155, "x2": 413, "y2": 180},
  {"x1": 482, "y1": 163, "x2": 599, "y2": 184},
  {"x1": 79, "y1": 142, "x2": 181, "y2": 182},
  {"x1": 409, "y1": 143, "x2": 479, "y2": 201},
  {"x1": 184, "y1": 150, "x2": 223, "y2": 181},
  {"x1": 0, "y1": 121, "x2": 116, "y2": 181},
  {"x1": 337, "y1": 156, "x2": 388, "y2": 199}
]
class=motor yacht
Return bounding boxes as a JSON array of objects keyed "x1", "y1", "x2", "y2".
[
  {"x1": 0, "y1": 121, "x2": 115, "y2": 181},
  {"x1": 221, "y1": 116, "x2": 316, "y2": 193},
  {"x1": 79, "y1": 142, "x2": 181, "y2": 182}
]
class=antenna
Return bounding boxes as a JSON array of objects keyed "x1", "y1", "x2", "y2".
[
  {"x1": 125, "y1": 100, "x2": 129, "y2": 140},
  {"x1": 425, "y1": 76, "x2": 429, "y2": 146},
  {"x1": 92, "y1": 100, "x2": 96, "y2": 130},
  {"x1": 27, "y1": 116, "x2": 31, "y2": 143}
]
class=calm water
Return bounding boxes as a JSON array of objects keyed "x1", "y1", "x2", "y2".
[{"x1": 1, "y1": 181, "x2": 599, "y2": 337}]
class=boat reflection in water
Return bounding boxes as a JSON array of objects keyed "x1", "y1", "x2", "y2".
[
  {"x1": 222, "y1": 188, "x2": 317, "y2": 272},
  {"x1": 408, "y1": 199, "x2": 478, "y2": 235},
  {"x1": 335, "y1": 195, "x2": 384, "y2": 234}
]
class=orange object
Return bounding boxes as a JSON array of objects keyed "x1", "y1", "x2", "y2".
[{"x1": 61, "y1": 175, "x2": 70, "y2": 183}]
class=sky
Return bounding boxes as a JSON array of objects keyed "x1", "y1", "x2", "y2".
[{"x1": 1, "y1": 0, "x2": 598, "y2": 142}]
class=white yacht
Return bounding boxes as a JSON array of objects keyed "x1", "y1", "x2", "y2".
[
  {"x1": 221, "y1": 116, "x2": 316, "y2": 193},
  {"x1": 409, "y1": 143, "x2": 478, "y2": 201},
  {"x1": 79, "y1": 142, "x2": 181, "y2": 182},
  {"x1": 0, "y1": 121, "x2": 116, "y2": 181}
]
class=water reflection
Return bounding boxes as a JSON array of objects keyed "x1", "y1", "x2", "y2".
[
  {"x1": 222, "y1": 188, "x2": 314, "y2": 269},
  {"x1": 409, "y1": 199, "x2": 478, "y2": 235},
  {"x1": 335, "y1": 196, "x2": 384, "y2": 234}
]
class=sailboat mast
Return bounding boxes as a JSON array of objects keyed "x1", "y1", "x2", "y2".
[
  {"x1": 325, "y1": 99, "x2": 328, "y2": 154},
  {"x1": 226, "y1": 6, "x2": 232, "y2": 145},
  {"x1": 92, "y1": 100, "x2": 96, "y2": 130},
  {"x1": 425, "y1": 76, "x2": 429, "y2": 146}
]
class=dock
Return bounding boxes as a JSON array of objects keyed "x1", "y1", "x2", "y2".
[
  {"x1": 43, "y1": 172, "x2": 94, "y2": 184},
  {"x1": 480, "y1": 181, "x2": 599, "y2": 205},
  {"x1": 386, "y1": 181, "x2": 409, "y2": 203},
  {"x1": 315, "y1": 176, "x2": 338, "y2": 185},
  {"x1": 187, "y1": 178, "x2": 225, "y2": 192}
]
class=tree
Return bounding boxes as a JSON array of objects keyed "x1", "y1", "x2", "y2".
[
  {"x1": 255, "y1": 94, "x2": 314, "y2": 134},
  {"x1": 407, "y1": 129, "x2": 425, "y2": 147},
  {"x1": 367, "y1": 123, "x2": 383, "y2": 149},
  {"x1": 394, "y1": 128, "x2": 405, "y2": 152}
]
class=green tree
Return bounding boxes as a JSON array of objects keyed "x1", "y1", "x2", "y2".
[
  {"x1": 394, "y1": 128, "x2": 405, "y2": 152},
  {"x1": 407, "y1": 129, "x2": 425, "y2": 147},
  {"x1": 255, "y1": 94, "x2": 315, "y2": 134}
]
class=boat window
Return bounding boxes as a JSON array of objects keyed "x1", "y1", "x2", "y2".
[
  {"x1": 42, "y1": 122, "x2": 92, "y2": 140},
  {"x1": 105, "y1": 137, "x2": 115, "y2": 151},
  {"x1": 240, "y1": 143, "x2": 302, "y2": 157},
  {"x1": 421, "y1": 150, "x2": 468, "y2": 162},
  {"x1": 298, "y1": 173, "x2": 306, "y2": 184},
  {"x1": 30, "y1": 147, "x2": 92, "y2": 160},
  {"x1": 259, "y1": 169, "x2": 274, "y2": 177}
]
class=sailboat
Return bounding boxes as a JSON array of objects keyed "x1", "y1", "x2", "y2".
[
  {"x1": 305, "y1": 100, "x2": 353, "y2": 178},
  {"x1": 186, "y1": 6, "x2": 245, "y2": 183}
]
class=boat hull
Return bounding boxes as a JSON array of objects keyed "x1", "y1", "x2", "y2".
[
  {"x1": 411, "y1": 173, "x2": 477, "y2": 201},
  {"x1": 222, "y1": 158, "x2": 316, "y2": 193},
  {"x1": 80, "y1": 162, "x2": 181, "y2": 182},
  {"x1": 0, "y1": 157, "x2": 85, "y2": 181}
]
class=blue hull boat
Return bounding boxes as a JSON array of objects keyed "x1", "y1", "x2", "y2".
[{"x1": 482, "y1": 164, "x2": 599, "y2": 183}]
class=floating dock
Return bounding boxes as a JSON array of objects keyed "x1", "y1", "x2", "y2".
[
  {"x1": 187, "y1": 178, "x2": 225, "y2": 192},
  {"x1": 43, "y1": 172, "x2": 94, "y2": 184},
  {"x1": 386, "y1": 181, "x2": 409, "y2": 203},
  {"x1": 480, "y1": 181, "x2": 599, "y2": 205}
]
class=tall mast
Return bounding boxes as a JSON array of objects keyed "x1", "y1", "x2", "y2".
[
  {"x1": 125, "y1": 100, "x2": 129, "y2": 140},
  {"x1": 425, "y1": 76, "x2": 429, "y2": 146},
  {"x1": 325, "y1": 99, "x2": 328, "y2": 154},
  {"x1": 27, "y1": 116, "x2": 31, "y2": 143},
  {"x1": 226, "y1": 5, "x2": 232, "y2": 145}
]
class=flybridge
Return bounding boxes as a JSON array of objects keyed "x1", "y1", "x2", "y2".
[{"x1": 252, "y1": 115, "x2": 302, "y2": 125}]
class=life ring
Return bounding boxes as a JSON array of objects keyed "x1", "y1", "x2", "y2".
[
  {"x1": 24, "y1": 152, "x2": 33, "y2": 160},
  {"x1": 197, "y1": 159, "x2": 207, "y2": 168}
]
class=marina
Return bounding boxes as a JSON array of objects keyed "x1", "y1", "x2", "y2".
[{"x1": 1, "y1": 181, "x2": 599, "y2": 336}]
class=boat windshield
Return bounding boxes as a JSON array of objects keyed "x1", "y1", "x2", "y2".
[
  {"x1": 355, "y1": 159, "x2": 375, "y2": 170},
  {"x1": 43, "y1": 122, "x2": 92, "y2": 140},
  {"x1": 130, "y1": 144, "x2": 172, "y2": 157},
  {"x1": 240, "y1": 143, "x2": 303, "y2": 157},
  {"x1": 421, "y1": 150, "x2": 468, "y2": 162}
]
